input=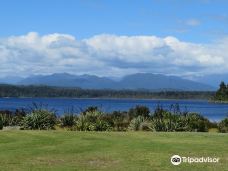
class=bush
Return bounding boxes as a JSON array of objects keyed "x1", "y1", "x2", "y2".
[
  {"x1": 0, "y1": 116, "x2": 3, "y2": 130},
  {"x1": 151, "y1": 104, "x2": 211, "y2": 132},
  {"x1": 21, "y1": 110, "x2": 56, "y2": 130},
  {"x1": 218, "y1": 118, "x2": 228, "y2": 133},
  {"x1": 60, "y1": 114, "x2": 76, "y2": 127},
  {"x1": 152, "y1": 106, "x2": 175, "y2": 131},
  {"x1": 128, "y1": 116, "x2": 153, "y2": 131},
  {"x1": 186, "y1": 113, "x2": 210, "y2": 132},
  {"x1": 107, "y1": 111, "x2": 130, "y2": 131},
  {"x1": 0, "y1": 104, "x2": 217, "y2": 132},
  {"x1": 0, "y1": 111, "x2": 13, "y2": 126},
  {"x1": 0, "y1": 110, "x2": 26, "y2": 127},
  {"x1": 76, "y1": 110, "x2": 111, "y2": 131},
  {"x1": 11, "y1": 109, "x2": 26, "y2": 126},
  {"x1": 128, "y1": 105, "x2": 150, "y2": 119}
]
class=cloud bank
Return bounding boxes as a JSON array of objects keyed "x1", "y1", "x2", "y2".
[{"x1": 0, "y1": 32, "x2": 227, "y2": 77}]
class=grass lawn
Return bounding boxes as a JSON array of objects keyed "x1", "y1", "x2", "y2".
[{"x1": 0, "y1": 131, "x2": 227, "y2": 171}]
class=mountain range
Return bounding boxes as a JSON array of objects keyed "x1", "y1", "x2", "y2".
[
  {"x1": 0, "y1": 73, "x2": 216, "y2": 91},
  {"x1": 189, "y1": 74, "x2": 228, "y2": 88}
]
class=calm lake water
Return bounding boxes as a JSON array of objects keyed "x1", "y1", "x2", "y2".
[{"x1": 0, "y1": 98, "x2": 227, "y2": 121}]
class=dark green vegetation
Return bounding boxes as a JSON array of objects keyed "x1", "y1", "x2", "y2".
[
  {"x1": 22, "y1": 110, "x2": 56, "y2": 130},
  {"x1": 214, "y1": 81, "x2": 228, "y2": 102},
  {"x1": 218, "y1": 118, "x2": 228, "y2": 133},
  {"x1": 0, "y1": 105, "x2": 227, "y2": 133},
  {"x1": 0, "y1": 84, "x2": 214, "y2": 99},
  {"x1": 0, "y1": 116, "x2": 3, "y2": 130},
  {"x1": 0, "y1": 131, "x2": 227, "y2": 171}
]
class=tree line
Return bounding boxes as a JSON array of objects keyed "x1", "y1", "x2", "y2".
[{"x1": 0, "y1": 84, "x2": 215, "y2": 99}]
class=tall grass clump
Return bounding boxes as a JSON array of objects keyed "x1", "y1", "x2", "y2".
[
  {"x1": 21, "y1": 109, "x2": 56, "y2": 130},
  {"x1": 128, "y1": 116, "x2": 154, "y2": 131},
  {"x1": 76, "y1": 109, "x2": 111, "y2": 131}
]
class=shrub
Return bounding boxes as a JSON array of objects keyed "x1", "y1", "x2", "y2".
[
  {"x1": 218, "y1": 118, "x2": 228, "y2": 133},
  {"x1": 60, "y1": 114, "x2": 76, "y2": 127},
  {"x1": 151, "y1": 104, "x2": 212, "y2": 132},
  {"x1": 107, "y1": 111, "x2": 130, "y2": 131},
  {"x1": 128, "y1": 105, "x2": 150, "y2": 119},
  {"x1": 0, "y1": 110, "x2": 26, "y2": 127},
  {"x1": 11, "y1": 109, "x2": 26, "y2": 126},
  {"x1": 152, "y1": 106, "x2": 175, "y2": 131},
  {"x1": 0, "y1": 111, "x2": 13, "y2": 126},
  {"x1": 21, "y1": 110, "x2": 56, "y2": 130},
  {"x1": 76, "y1": 110, "x2": 111, "y2": 131},
  {"x1": 0, "y1": 116, "x2": 3, "y2": 130},
  {"x1": 128, "y1": 116, "x2": 153, "y2": 131},
  {"x1": 186, "y1": 113, "x2": 210, "y2": 132}
]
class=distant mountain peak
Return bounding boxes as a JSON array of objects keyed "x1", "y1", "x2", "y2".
[{"x1": 15, "y1": 72, "x2": 216, "y2": 91}]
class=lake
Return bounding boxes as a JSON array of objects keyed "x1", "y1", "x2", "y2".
[{"x1": 0, "y1": 98, "x2": 227, "y2": 121}]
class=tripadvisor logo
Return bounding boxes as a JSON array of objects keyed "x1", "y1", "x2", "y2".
[
  {"x1": 170, "y1": 155, "x2": 220, "y2": 165},
  {"x1": 171, "y1": 155, "x2": 181, "y2": 165}
]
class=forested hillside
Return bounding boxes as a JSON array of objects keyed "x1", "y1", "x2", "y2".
[{"x1": 0, "y1": 84, "x2": 214, "y2": 99}]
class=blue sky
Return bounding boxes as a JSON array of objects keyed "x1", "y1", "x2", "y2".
[
  {"x1": 1, "y1": 0, "x2": 227, "y2": 42},
  {"x1": 0, "y1": 0, "x2": 228, "y2": 78}
]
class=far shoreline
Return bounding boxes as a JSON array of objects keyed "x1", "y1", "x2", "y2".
[{"x1": 0, "y1": 96, "x2": 212, "y2": 101}]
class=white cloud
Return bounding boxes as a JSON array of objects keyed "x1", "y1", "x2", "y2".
[{"x1": 0, "y1": 32, "x2": 227, "y2": 77}]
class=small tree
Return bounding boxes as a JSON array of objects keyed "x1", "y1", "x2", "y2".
[
  {"x1": 215, "y1": 81, "x2": 228, "y2": 101},
  {"x1": 219, "y1": 81, "x2": 226, "y2": 92}
]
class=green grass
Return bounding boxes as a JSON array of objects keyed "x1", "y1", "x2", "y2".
[{"x1": 0, "y1": 131, "x2": 227, "y2": 171}]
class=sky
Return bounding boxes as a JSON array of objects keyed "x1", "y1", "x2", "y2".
[{"x1": 0, "y1": 0, "x2": 228, "y2": 78}]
